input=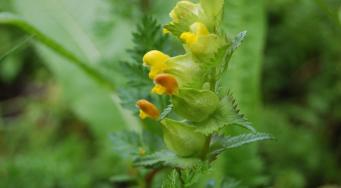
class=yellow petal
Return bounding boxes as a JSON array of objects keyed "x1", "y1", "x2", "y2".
[
  {"x1": 152, "y1": 84, "x2": 166, "y2": 95},
  {"x1": 143, "y1": 50, "x2": 169, "y2": 67},
  {"x1": 143, "y1": 50, "x2": 170, "y2": 79},
  {"x1": 180, "y1": 32, "x2": 197, "y2": 45},
  {"x1": 139, "y1": 110, "x2": 148, "y2": 119}
]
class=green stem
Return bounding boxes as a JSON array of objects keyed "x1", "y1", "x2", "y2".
[{"x1": 176, "y1": 168, "x2": 185, "y2": 188}]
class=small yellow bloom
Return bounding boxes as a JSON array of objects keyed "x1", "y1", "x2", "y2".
[
  {"x1": 143, "y1": 50, "x2": 170, "y2": 79},
  {"x1": 153, "y1": 74, "x2": 179, "y2": 95},
  {"x1": 180, "y1": 22, "x2": 209, "y2": 45},
  {"x1": 136, "y1": 99, "x2": 160, "y2": 119},
  {"x1": 180, "y1": 32, "x2": 197, "y2": 45}
]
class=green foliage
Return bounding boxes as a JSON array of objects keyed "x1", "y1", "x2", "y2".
[
  {"x1": 162, "y1": 169, "x2": 180, "y2": 188},
  {"x1": 118, "y1": 16, "x2": 169, "y2": 111},
  {"x1": 134, "y1": 150, "x2": 203, "y2": 168},
  {"x1": 209, "y1": 133, "x2": 273, "y2": 158},
  {"x1": 194, "y1": 92, "x2": 255, "y2": 135}
]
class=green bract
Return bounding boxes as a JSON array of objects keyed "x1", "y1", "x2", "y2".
[
  {"x1": 165, "y1": 54, "x2": 205, "y2": 89},
  {"x1": 172, "y1": 88, "x2": 219, "y2": 122},
  {"x1": 161, "y1": 118, "x2": 207, "y2": 157}
]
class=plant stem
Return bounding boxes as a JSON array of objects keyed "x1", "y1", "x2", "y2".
[{"x1": 145, "y1": 168, "x2": 162, "y2": 188}]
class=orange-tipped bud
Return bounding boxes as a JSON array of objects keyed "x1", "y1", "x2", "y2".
[
  {"x1": 154, "y1": 74, "x2": 179, "y2": 95},
  {"x1": 136, "y1": 99, "x2": 160, "y2": 119}
]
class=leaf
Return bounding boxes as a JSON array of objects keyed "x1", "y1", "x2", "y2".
[
  {"x1": 160, "y1": 104, "x2": 173, "y2": 120},
  {"x1": 209, "y1": 132, "x2": 273, "y2": 157},
  {"x1": 111, "y1": 130, "x2": 164, "y2": 158},
  {"x1": 180, "y1": 162, "x2": 210, "y2": 187},
  {"x1": 161, "y1": 169, "x2": 180, "y2": 188},
  {"x1": 216, "y1": 31, "x2": 247, "y2": 76},
  {"x1": 220, "y1": 177, "x2": 241, "y2": 188},
  {"x1": 230, "y1": 31, "x2": 247, "y2": 53},
  {"x1": 110, "y1": 131, "x2": 141, "y2": 158},
  {"x1": 194, "y1": 92, "x2": 255, "y2": 136},
  {"x1": 118, "y1": 16, "x2": 167, "y2": 110},
  {"x1": 0, "y1": 12, "x2": 115, "y2": 90},
  {"x1": 133, "y1": 150, "x2": 202, "y2": 168}
]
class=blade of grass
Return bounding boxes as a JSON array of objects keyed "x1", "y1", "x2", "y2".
[{"x1": 0, "y1": 12, "x2": 115, "y2": 90}]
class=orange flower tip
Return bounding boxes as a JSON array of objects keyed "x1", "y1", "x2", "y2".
[
  {"x1": 136, "y1": 99, "x2": 160, "y2": 119},
  {"x1": 154, "y1": 74, "x2": 179, "y2": 95}
]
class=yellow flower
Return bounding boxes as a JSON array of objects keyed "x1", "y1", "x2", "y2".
[
  {"x1": 136, "y1": 99, "x2": 160, "y2": 119},
  {"x1": 143, "y1": 50, "x2": 170, "y2": 79},
  {"x1": 180, "y1": 22, "x2": 209, "y2": 45},
  {"x1": 152, "y1": 74, "x2": 179, "y2": 95}
]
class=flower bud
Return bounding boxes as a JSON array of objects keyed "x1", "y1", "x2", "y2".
[
  {"x1": 136, "y1": 99, "x2": 160, "y2": 119},
  {"x1": 161, "y1": 118, "x2": 207, "y2": 157},
  {"x1": 143, "y1": 50, "x2": 170, "y2": 79},
  {"x1": 153, "y1": 74, "x2": 179, "y2": 95},
  {"x1": 180, "y1": 22, "x2": 223, "y2": 55},
  {"x1": 172, "y1": 88, "x2": 219, "y2": 122}
]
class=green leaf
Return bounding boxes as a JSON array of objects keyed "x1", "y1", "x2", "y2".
[
  {"x1": 220, "y1": 177, "x2": 241, "y2": 188},
  {"x1": 111, "y1": 130, "x2": 164, "y2": 158},
  {"x1": 216, "y1": 31, "x2": 247, "y2": 77},
  {"x1": 180, "y1": 162, "x2": 210, "y2": 187},
  {"x1": 209, "y1": 133, "x2": 273, "y2": 157},
  {"x1": 162, "y1": 169, "x2": 180, "y2": 188},
  {"x1": 160, "y1": 104, "x2": 173, "y2": 120},
  {"x1": 118, "y1": 16, "x2": 167, "y2": 110},
  {"x1": 0, "y1": 12, "x2": 115, "y2": 90},
  {"x1": 194, "y1": 92, "x2": 255, "y2": 136},
  {"x1": 230, "y1": 31, "x2": 247, "y2": 53},
  {"x1": 133, "y1": 150, "x2": 202, "y2": 168},
  {"x1": 110, "y1": 131, "x2": 141, "y2": 158}
]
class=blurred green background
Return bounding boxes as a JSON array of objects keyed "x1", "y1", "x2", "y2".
[{"x1": 0, "y1": 0, "x2": 340, "y2": 187}]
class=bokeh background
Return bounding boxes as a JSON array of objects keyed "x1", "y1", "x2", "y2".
[{"x1": 0, "y1": 0, "x2": 341, "y2": 187}]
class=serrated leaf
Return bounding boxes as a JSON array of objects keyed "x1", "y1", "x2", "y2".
[
  {"x1": 194, "y1": 92, "x2": 255, "y2": 135},
  {"x1": 217, "y1": 31, "x2": 247, "y2": 76},
  {"x1": 110, "y1": 131, "x2": 141, "y2": 158},
  {"x1": 133, "y1": 150, "x2": 202, "y2": 168},
  {"x1": 209, "y1": 132, "x2": 273, "y2": 157},
  {"x1": 160, "y1": 104, "x2": 173, "y2": 120},
  {"x1": 181, "y1": 162, "x2": 210, "y2": 187},
  {"x1": 162, "y1": 169, "x2": 180, "y2": 188},
  {"x1": 230, "y1": 31, "x2": 247, "y2": 53},
  {"x1": 118, "y1": 16, "x2": 168, "y2": 111}
]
